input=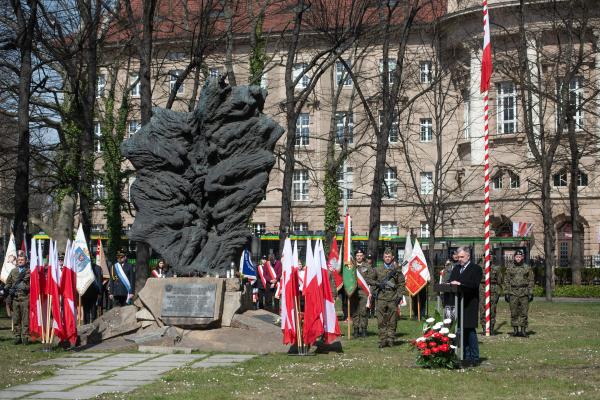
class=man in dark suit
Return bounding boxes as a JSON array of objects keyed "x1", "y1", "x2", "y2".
[
  {"x1": 449, "y1": 246, "x2": 483, "y2": 367},
  {"x1": 82, "y1": 262, "x2": 103, "y2": 323},
  {"x1": 109, "y1": 251, "x2": 136, "y2": 307}
]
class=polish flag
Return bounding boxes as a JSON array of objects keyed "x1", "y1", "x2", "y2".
[
  {"x1": 317, "y1": 239, "x2": 341, "y2": 344},
  {"x1": 302, "y1": 238, "x2": 324, "y2": 345},
  {"x1": 293, "y1": 240, "x2": 305, "y2": 291},
  {"x1": 326, "y1": 238, "x2": 343, "y2": 292},
  {"x1": 480, "y1": 0, "x2": 493, "y2": 93},
  {"x1": 280, "y1": 238, "x2": 298, "y2": 345},
  {"x1": 356, "y1": 269, "x2": 372, "y2": 308},
  {"x1": 28, "y1": 238, "x2": 43, "y2": 340},
  {"x1": 61, "y1": 239, "x2": 78, "y2": 345},
  {"x1": 404, "y1": 239, "x2": 431, "y2": 296},
  {"x1": 48, "y1": 240, "x2": 65, "y2": 341}
]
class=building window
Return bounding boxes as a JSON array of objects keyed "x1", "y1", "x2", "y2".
[
  {"x1": 492, "y1": 173, "x2": 503, "y2": 190},
  {"x1": 379, "y1": 58, "x2": 397, "y2": 85},
  {"x1": 463, "y1": 92, "x2": 471, "y2": 139},
  {"x1": 420, "y1": 172, "x2": 433, "y2": 195},
  {"x1": 295, "y1": 113, "x2": 310, "y2": 146},
  {"x1": 92, "y1": 178, "x2": 106, "y2": 202},
  {"x1": 420, "y1": 221, "x2": 430, "y2": 238},
  {"x1": 570, "y1": 77, "x2": 584, "y2": 130},
  {"x1": 379, "y1": 113, "x2": 399, "y2": 143},
  {"x1": 167, "y1": 51, "x2": 186, "y2": 60},
  {"x1": 383, "y1": 167, "x2": 398, "y2": 199},
  {"x1": 128, "y1": 120, "x2": 140, "y2": 138},
  {"x1": 335, "y1": 112, "x2": 353, "y2": 144},
  {"x1": 209, "y1": 68, "x2": 220, "y2": 78},
  {"x1": 420, "y1": 118, "x2": 432, "y2": 142},
  {"x1": 380, "y1": 222, "x2": 398, "y2": 236},
  {"x1": 509, "y1": 172, "x2": 520, "y2": 189},
  {"x1": 497, "y1": 82, "x2": 516, "y2": 134},
  {"x1": 577, "y1": 170, "x2": 588, "y2": 187},
  {"x1": 420, "y1": 61, "x2": 432, "y2": 84},
  {"x1": 337, "y1": 165, "x2": 353, "y2": 200},
  {"x1": 293, "y1": 222, "x2": 308, "y2": 232},
  {"x1": 169, "y1": 70, "x2": 184, "y2": 93},
  {"x1": 91, "y1": 224, "x2": 105, "y2": 233},
  {"x1": 97, "y1": 74, "x2": 106, "y2": 98},
  {"x1": 293, "y1": 63, "x2": 310, "y2": 89},
  {"x1": 252, "y1": 223, "x2": 266, "y2": 236},
  {"x1": 94, "y1": 122, "x2": 102, "y2": 153},
  {"x1": 553, "y1": 170, "x2": 567, "y2": 187},
  {"x1": 130, "y1": 74, "x2": 140, "y2": 97},
  {"x1": 292, "y1": 170, "x2": 309, "y2": 201},
  {"x1": 335, "y1": 60, "x2": 352, "y2": 86}
]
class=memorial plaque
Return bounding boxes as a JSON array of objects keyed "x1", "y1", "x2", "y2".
[{"x1": 161, "y1": 283, "x2": 217, "y2": 318}]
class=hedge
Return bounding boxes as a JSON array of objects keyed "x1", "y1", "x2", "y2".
[{"x1": 533, "y1": 285, "x2": 600, "y2": 298}]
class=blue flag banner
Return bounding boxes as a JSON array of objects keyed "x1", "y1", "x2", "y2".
[{"x1": 240, "y1": 249, "x2": 256, "y2": 281}]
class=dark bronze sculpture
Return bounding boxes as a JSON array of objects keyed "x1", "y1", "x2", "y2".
[{"x1": 122, "y1": 78, "x2": 283, "y2": 275}]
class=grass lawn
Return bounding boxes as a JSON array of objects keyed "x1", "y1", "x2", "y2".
[{"x1": 0, "y1": 301, "x2": 598, "y2": 399}]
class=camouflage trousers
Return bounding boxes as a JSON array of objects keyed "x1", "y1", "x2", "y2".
[
  {"x1": 479, "y1": 290, "x2": 500, "y2": 328},
  {"x1": 349, "y1": 294, "x2": 370, "y2": 331},
  {"x1": 12, "y1": 298, "x2": 30, "y2": 340},
  {"x1": 376, "y1": 298, "x2": 398, "y2": 344},
  {"x1": 509, "y1": 295, "x2": 530, "y2": 327}
]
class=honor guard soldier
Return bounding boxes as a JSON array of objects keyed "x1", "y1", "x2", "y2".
[
  {"x1": 350, "y1": 249, "x2": 373, "y2": 338},
  {"x1": 109, "y1": 251, "x2": 135, "y2": 307},
  {"x1": 505, "y1": 250, "x2": 534, "y2": 337},
  {"x1": 479, "y1": 263, "x2": 503, "y2": 335},
  {"x1": 5, "y1": 253, "x2": 30, "y2": 344},
  {"x1": 366, "y1": 248, "x2": 406, "y2": 348}
]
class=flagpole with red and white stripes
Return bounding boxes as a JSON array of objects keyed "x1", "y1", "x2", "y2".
[{"x1": 481, "y1": 0, "x2": 493, "y2": 337}]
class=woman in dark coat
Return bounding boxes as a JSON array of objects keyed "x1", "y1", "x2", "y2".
[{"x1": 449, "y1": 246, "x2": 483, "y2": 367}]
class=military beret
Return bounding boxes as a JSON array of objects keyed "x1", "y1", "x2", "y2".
[
  {"x1": 514, "y1": 250, "x2": 524, "y2": 256},
  {"x1": 354, "y1": 248, "x2": 364, "y2": 255}
]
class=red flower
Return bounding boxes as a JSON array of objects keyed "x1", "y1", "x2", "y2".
[
  {"x1": 428, "y1": 341, "x2": 436, "y2": 348},
  {"x1": 417, "y1": 342, "x2": 427, "y2": 349},
  {"x1": 431, "y1": 347, "x2": 440, "y2": 354},
  {"x1": 422, "y1": 349, "x2": 431, "y2": 356},
  {"x1": 440, "y1": 344, "x2": 450, "y2": 352},
  {"x1": 424, "y1": 330, "x2": 433, "y2": 338},
  {"x1": 441, "y1": 336, "x2": 449, "y2": 343},
  {"x1": 433, "y1": 333, "x2": 443, "y2": 340}
]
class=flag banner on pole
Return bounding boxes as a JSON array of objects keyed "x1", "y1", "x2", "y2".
[
  {"x1": 28, "y1": 238, "x2": 43, "y2": 340},
  {"x1": 280, "y1": 238, "x2": 298, "y2": 345},
  {"x1": 293, "y1": 240, "x2": 305, "y2": 290},
  {"x1": 73, "y1": 224, "x2": 95, "y2": 295},
  {"x1": 239, "y1": 249, "x2": 257, "y2": 281},
  {"x1": 0, "y1": 233, "x2": 17, "y2": 283},
  {"x1": 356, "y1": 268, "x2": 371, "y2": 307},
  {"x1": 402, "y1": 230, "x2": 413, "y2": 276},
  {"x1": 48, "y1": 240, "x2": 65, "y2": 341},
  {"x1": 303, "y1": 238, "x2": 324, "y2": 345},
  {"x1": 95, "y1": 239, "x2": 110, "y2": 279},
  {"x1": 317, "y1": 239, "x2": 341, "y2": 344},
  {"x1": 480, "y1": 0, "x2": 492, "y2": 93},
  {"x1": 342, "y1": 214, "x2": 357, "y2": 296},
  {"x1": 61, "y1": 239, "x2": 78, "y2": 345},
  {"x1": 327, "y1": 238, "x2": 343, "y2": 292},
  {"x1": 405, "y1": 239, "x2": 431, "y2": 296},
  {"x1": 512, "y1": 222, "x2": 534, "y2": 237}
]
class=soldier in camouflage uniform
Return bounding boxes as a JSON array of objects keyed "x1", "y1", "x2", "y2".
[
  {"x1": 479, "y1": 264, "x2": 503, "y2": 335},
  {"x1": 504, "y1": 250, "x2": 534, "y2": 337},
  {"x1": 366, "y1": 248, "x2": 406, "y2": 348},
  {"x1": 5, "y1": 254, "x2": 31, "y2": 344},
  {"x1": 350, "y1": 249, "x2": 373, "y2": 338}
]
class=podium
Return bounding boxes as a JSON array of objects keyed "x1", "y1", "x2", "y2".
[{"x1": 433, "y1": 283, "x2": 465, "y2": 361}]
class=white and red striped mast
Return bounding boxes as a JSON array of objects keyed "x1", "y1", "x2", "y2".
[{"x1": 481, "y1": 0, "x2": 493, "y2": 337}]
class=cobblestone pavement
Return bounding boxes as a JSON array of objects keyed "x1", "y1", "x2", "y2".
[{"x1": 0, "y1": 352, "x2": 256, "y2": 399}]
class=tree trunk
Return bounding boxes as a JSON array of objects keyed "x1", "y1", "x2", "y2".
[
  {"x1": 567, "y1": 100, "x2": 583, "y2": 285},
  {"x1": 12, "y1": 0, "x2": 38, "y2": 247},
  {"x1": 541, "y1": 175, "x2": 555, "y2": 300}
]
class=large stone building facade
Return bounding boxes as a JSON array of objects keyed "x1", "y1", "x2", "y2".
[{"x1": 93, "y1": 0, "x2": 600, "y2": 265}]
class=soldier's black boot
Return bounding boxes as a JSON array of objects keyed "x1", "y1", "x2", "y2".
[
  {"x1": 353, "y1": 327, "x2": 360, "y2": 339},
  {"x1": 490, "y1": 323, "x2": 495, "y2": 336},
  {"x1": 22, "y1": 337, "x2": 29, "y2": 345},
  {"x1": 513, "y1": 326, "x2": 519, "y2": 337},
  {"x1": 13, "y1": 337, "x2": 21, "y2": 345},
  {"x1": 361, "y1": 329, "x2": 367, "y2": 338},
  {"x1": 521, "y1": 327, "x2": 528, "y2": 338}
]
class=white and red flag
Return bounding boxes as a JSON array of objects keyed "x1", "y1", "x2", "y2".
[
  {"x1": 28, "y1": 238, "x2": 43, "y2": 340},
  {"x1": 302, "y1": 238, "x2": 324, "y2": 345},
  {"x1": 481, "y1": 0, "x2": 492, "y2": 93},
  {"x1": 327, "y1": 238, "x2": 343, "y2": 292},
  {"x1": 512, "y1": 222, "x2": 534, "y2": 237},
  {"x1": 404, "y1": 239, "x2": 431, "y2": 296},
  {"x1": 48, "y1": 240, "x2": 65, "y2": 341},
  {"x1": 280, "y1": 238, "x2": 298, "y2": 345},
  {"x1": 317, "y1": 239, "x2": 341, "y2": 344},
  {"x1": 95, "y1": 239, "x2": 110, "y2": 280},
  {"x1": 61, "y1": 239, "x2": 78, "y2": 345},
  {"x1": 0, "y1": 233, "x2": 17, "y2": 283}
]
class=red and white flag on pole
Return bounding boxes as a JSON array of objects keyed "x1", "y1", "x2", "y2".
[
  {"x1": 404, "y1": 239, "x2": 431, "y2": 296},
  {"x1": 48, "y1": 240, "x2": 65, "y2": 341},
  {"x1": 302, "y1": 238, "x2": 324, "y2": 345},
  {"x1": 280, "y1": 238, "x2": 298, "y2": 345},
  {"x1": 512, "y1": 222, "x2": 534, "y2": 237},
  {"x1": 28, "y1": 238, "x2": 43, "y2": 341},
  {"x1": 61, "y1": 239, "x2": 78, "y2": 345},
  {"x1": 317, "y1": 239, "x2": 341, "y2": 344},
  {"x1": 481, "y1": 0, "x2": 492, "y2": 93},
  {"x1": 326, "y1": 238, "x2": 343, "y2": 292}
]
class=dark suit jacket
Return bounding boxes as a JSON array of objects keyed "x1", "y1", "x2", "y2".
[
  {"x1": 449, "y1": 261, "x2": 482, "y2": 329},
  {"x1": 109, "y1": 262, "x2": 136, "y2": 297}
]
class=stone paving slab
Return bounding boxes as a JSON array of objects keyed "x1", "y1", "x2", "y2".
[
  {"x1": 5, "y1": 384, "x2": 75, "y2": 392},
  {"x1": 33, "y1": 359, "x2": 86, "y2": 367},
  {"x1": 28, "y1": 377, "x2": 96, "y2": 386},
  {"x1": 0, "y1": 390, "x2": 34, "y2": 399},
  {"x1": 28, "y1": 385, "x2": 138, "y2": 400},
  {"x1": 52, "y1": 369, "x2": 111, "y2": 377},
  {"x1": 154, "y1": 354, "x2": 207, "y2": 361},
  {"x1": 110, "y1": 353, "x2": 156, "y2": 359},
  {"x1": 69, "y1": 353, "x2": 110, "y2": 358},
  {"x1": 119, "y1": 366, "x2": 173, "y2": 373},
  {"x1": 107, "y1": 371, "x2": 164, "y2": 381},
  {"x1": 78, "y1": 360, "x2": 141, "y2": 368}
]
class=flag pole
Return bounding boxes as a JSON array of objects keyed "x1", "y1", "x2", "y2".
[
  {"x1": 45, "y1": 294, "x2": 52, "y2": 343},
  {"x1": 417, "y1": 297, "x2": 421, "y2": 322},
  {"x1": 39, "y1": 293, "x2": 45, "y2": 343},
  {"x1": 347, "y1": 296, "x2": 351, "y2": 340}
]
